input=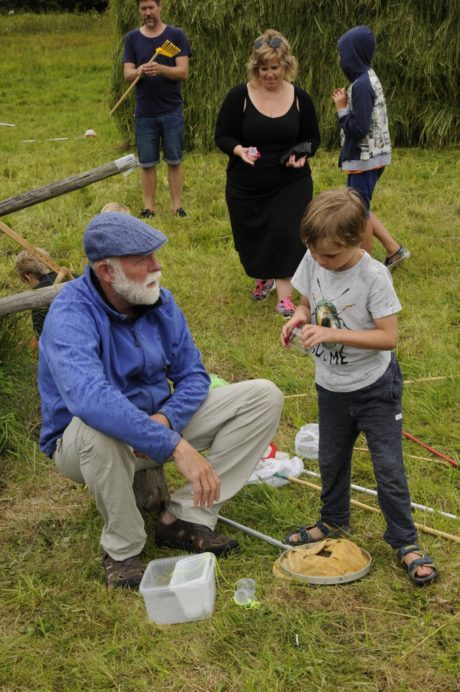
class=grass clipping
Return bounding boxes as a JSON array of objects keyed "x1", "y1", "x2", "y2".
[{"x1": 274, "y1": 538, "x2": 370, "y2": 581}]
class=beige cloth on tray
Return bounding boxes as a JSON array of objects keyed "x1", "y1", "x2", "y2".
[{"x1": 273, "y1": 538, "x2": 369, "y2": 580}]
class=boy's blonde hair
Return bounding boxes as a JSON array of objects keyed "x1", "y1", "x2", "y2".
[
  {"x1": 15, "y1": 248, "x2": 51, "y2": 281},
  {"x1": 247, "y1": 29, "x2": 298, "y2": 85},
  {"x1": 300, "y1": 188, "x2": 367, "y2": 249},
  {"x1": 100, "y1": 202, "x2": 130, "y2": 214}
]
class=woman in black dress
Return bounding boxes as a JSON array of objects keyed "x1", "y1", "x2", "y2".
[{"x1": 215, "y1": 29, "x2": 320, "y2": 317}]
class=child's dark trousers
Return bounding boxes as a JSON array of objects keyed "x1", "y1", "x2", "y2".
[{"x1": 316, "y1": 354, "x2": 417, "y2": 549}]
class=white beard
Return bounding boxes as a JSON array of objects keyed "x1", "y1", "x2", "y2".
[{"x1": 111, "y1": 261, "x2": 161, "y2": 306}]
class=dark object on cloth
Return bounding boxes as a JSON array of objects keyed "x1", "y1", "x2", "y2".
[
  {"x1": 279, "y1": 141, "x2": 315, "y2": 165},
  {"x1": 84, "y1": 212, "x2": 167, "y2": 261},
  {"x1": 103, "y1": 553, "x2": 144, "y2": 589},
  {"x1": 285, "y1": 520, "x2": 350, "y2": 546},
  {"x1": 133, "y1": 466, "x2": 170, "y2": 516},
  {"x1": 396, "y1": 544, "x2": 439, "y2": 586},
  {"x1": 155, "y1": 518, "x2": 239, "y2": 556}
]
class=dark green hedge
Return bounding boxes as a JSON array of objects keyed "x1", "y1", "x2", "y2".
[
  {"x1": 1, "y1": 1, "x2": 108, "y2": 11},
  {"x1": 110, "y1": 0, "x2": 460, "y2": 150}
]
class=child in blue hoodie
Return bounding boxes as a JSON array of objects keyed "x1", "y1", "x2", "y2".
[{"x1": 333, "y1": 25, "x2": 410, "y2": 270}]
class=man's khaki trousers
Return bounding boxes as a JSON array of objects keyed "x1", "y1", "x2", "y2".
[{"x1": 53, "y1": 380, "x2": 283, "y2": 560}]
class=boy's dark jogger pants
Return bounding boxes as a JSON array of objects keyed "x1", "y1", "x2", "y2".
[{"x1": 317, "y1": 354, "x2": 418, "y2": 549}]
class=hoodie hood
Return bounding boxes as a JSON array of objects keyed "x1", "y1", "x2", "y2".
[{"x1": 338, "y1": 26, "x2": 376, "y2": 81}]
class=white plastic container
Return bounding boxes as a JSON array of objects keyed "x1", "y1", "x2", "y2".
[{"x1": 139, "y1": 553, "x2": 216, "y2": 625}]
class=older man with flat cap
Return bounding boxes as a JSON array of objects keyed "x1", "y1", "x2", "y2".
[{"x1": 38, "y1": 213, "x2": 283, "y2": 588}]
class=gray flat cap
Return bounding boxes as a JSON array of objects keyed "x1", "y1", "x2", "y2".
[{"x1": 84, "y1": 212, "x2": 168, "y2": 261}]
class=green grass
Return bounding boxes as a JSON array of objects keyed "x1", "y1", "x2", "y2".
[{"x1": 1, "y1": 13, "x2": 459, "y2": 692}]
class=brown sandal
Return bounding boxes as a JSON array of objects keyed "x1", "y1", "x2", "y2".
[{"x1": 155, "y1": 518, "x2": 239, "y2": 557}]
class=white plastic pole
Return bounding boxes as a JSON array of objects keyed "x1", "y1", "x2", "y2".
[{"x1": 218, "y1": 515, "x2": 290, "y2": 550}]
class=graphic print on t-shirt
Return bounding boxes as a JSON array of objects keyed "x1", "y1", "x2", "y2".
[{"x1": 312, "y1": 278, "x2": 354, "y2": 359}]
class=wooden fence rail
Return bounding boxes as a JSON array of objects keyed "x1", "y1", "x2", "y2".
[
  {"x1": 0, "y1": 285, "x2": 63, "y2": 318},
  {"x1": 0, "y1": 155, "x2": 138, "y2": 217}
]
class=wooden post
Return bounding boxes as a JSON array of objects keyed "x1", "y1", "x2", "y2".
[
  {"x1": 0, "y1": 285, "x2": 64, "y2": 318},
  {"x1": 0, "y1": 155, "x2": 138, "y2": 217}
]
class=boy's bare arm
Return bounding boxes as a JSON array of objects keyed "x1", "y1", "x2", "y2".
[{"x1": 299, "y1": 314, "x2": 398, "y2": 351}]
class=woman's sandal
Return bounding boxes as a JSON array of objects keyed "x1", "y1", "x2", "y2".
[
  {"x1": 285, "y1": 520, "x2": 349, "y2": 546},
  {"x1": 155, "y1": 518, "x2": 239, "y2": 557},
  {"x1": 396, "y1": 544, "x2": 439, "y2": 586}
]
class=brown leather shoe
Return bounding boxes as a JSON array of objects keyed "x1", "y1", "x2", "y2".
[
  {"x1": 155, "y1": 518, "x2": 239, "y2": 557},
  {"x1": 103, "y1": 553, "x2": 144, "y2": 589}
]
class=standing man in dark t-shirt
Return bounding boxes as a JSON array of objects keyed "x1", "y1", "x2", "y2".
[{"x1": 124, "y1": 0, "x2": 191, "y2": 219}]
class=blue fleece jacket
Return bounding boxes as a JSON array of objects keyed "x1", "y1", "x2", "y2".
[
  {"x1": 38, "y1": 266, "x2": 210, "y2": 462},
  {"x1": 337, "y1": 26, "x2": 391, "y2": 171}
]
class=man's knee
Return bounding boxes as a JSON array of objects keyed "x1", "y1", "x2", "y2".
[
  {"x1": 250, "y1": 378, "x2": 284, "y2": 414},
  {"x1": 67, "y1": 419, "x2": 136, "y2": 476}
]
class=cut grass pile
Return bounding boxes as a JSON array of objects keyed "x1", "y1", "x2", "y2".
[{"x1": 0, "y1": 12, "x2": 459, "y2": 692}]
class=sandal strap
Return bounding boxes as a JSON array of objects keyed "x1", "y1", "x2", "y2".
[
  {"x1": 316, "y1": 520, "x2": 333, "y2": 536},
  {"x1": 396, "y1": 544, "x2": 421, "y2": 560},
  {"x1": 387, "y1": 246, "x2": 402, "y2": 261},
  {"x1": 298, "y1": 526, "x2": 311, "y2": 543},
  {"x1": 285, "y1": 520, "x2": 350, "y2": 546},
  {"x1": 406, "y1": 555, "x2": 434, "y2": 576}
]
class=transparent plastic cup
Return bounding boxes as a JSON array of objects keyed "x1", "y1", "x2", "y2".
[
  {"x1": 288, "y1": 327, "x2": 310, "y2": 354},
  {"x1": 248, "y1": 146, "x2": 261, "y2": 161},
  {"x1": 234, "y1": 578, "x2": 256, "y2": 605}
]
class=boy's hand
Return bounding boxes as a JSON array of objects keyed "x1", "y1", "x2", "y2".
[
  {"x1": 281, "y1": 313, "x2": 308, "y2": 347},
  {"x1": 332, "y1": 88, "x2": 348, "y2": 110},
  {"x1": 299, "y1": 324, "x2": 333, "y2": 348}
]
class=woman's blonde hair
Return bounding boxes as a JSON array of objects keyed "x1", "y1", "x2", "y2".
[
  {"x1": 247, "y1": 29, "x2": 298, "y2": 85},
  {"x1": 300, "y1": 189, "x2": 367, "y2": 249}
]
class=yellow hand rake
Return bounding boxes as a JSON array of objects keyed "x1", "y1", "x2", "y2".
[{"x1": 110, "y1": 40, "x2": 181, "y2": 115}]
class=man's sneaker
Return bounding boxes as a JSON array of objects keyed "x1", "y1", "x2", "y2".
[
  {"x1": 175, "y1": 207, "x2": 189, "y2": 218},
  {"x1": 276, "y1": 296, "x2": 296, "y2": 318},
  {"x1": 103, "y1": 553, "x2": 144, "y2": 589},
  {"x1": 251, "y1": 279, "x2": 275, "y2": 302},
  {"x1": 384, "y1": 246, "x2": 411, "y2": 270},
  {"x1": 140, "y1": 208, "x2": 155, "y2": 219}
]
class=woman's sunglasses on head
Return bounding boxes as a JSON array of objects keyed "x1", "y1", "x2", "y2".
[{"x1": 254, "y1": 37, "x2": 284, "y2": 49}]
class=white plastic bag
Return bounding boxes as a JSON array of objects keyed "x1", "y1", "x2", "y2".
[{"x1": 295, "y1": 424, "x2": 319, "y2": 459}]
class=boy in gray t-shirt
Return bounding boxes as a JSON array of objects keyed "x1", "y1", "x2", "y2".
[{"x1": 281, "y1": 188, "x2": 438, "y2": 585}]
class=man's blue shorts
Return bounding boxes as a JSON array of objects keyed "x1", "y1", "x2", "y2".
[
  {"x1": 347, "y1": 168, "x2": 385, "y2": 217},
  {"x1": 135, "y1": 108, "x2": 184, "y2": 168}
]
